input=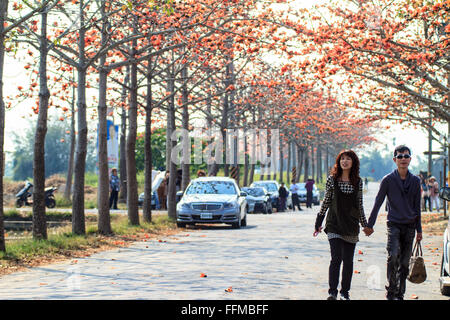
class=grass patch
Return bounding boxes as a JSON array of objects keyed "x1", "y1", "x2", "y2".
[{"x1": 0, "y1": 213, "x2": 177, "y2": 275}]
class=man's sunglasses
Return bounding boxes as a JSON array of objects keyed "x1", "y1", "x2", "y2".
[{"x1": 395, "y1": 154, "x2": 411, "y2": 159}]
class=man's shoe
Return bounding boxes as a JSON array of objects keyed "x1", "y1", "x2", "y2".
[
  {"x1": 327, "y1": 294, "x2": 337, "y2": 300},
  {"x1": 340, "y1": 293, "x2": 350, "y2": 300}
]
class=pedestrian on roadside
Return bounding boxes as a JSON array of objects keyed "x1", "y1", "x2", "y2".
[
  {"x1": 305, "y1": 177, "x2": 315, "y2": 208},
  {"x1": 421, "y1": 178, "x2": 431, "y2": 212},
  {"x1": 158, "y1": 171, "x2": 169, "y2": 210},
  {"x1": 429, "y1": 176, "x2": 440, "y2": 211},
  {"x1": 278, "y1": 182, "x2": 288, "y2": 212},
  {"x1": 109, "y1": 168, "x2": 120, "y2": 210},
  {"x1": 364, "y1": 145, "x2": 422, "y2": 300},
  {"x1": 364, "y1": 177, "x2": 369, "y2": 191},
  {"x1": 289, "y1": 179, "x2": 303, "y2": 212},
  {"x1": 197, "y1": 169, "x2": 206, "y2": 177},
  {"x1": 313, "y1": 150, "x2": 369, "y2": 301}
]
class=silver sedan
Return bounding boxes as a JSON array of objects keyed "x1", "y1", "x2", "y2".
[{"x1": 176, "y1": 177, "x2": 248, "y2": 229}]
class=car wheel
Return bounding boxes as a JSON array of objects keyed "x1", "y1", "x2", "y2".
[
  {"x1": 232, "y1": 215, "x2": 241, "y2": 229},
  {"x1": 441, "y1": 255, "x2": 450, "y2": 296},
  {"x1": 176, "y1": 222, "x2": 187, "y2": 228}
]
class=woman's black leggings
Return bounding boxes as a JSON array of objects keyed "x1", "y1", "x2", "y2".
[{"x1": 328, "y1": 238, "x2": 356, "y2": 296}]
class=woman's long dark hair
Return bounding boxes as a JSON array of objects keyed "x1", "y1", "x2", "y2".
[{"x1": 330, "y1": 150, "x2": 360, "y2": 189}]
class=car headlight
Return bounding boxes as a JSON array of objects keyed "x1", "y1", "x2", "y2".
[
  {"x1": 177, "y1": 202, "x2": 191, "y2": 210},
  {"x1": 224, "y1": 202, "x2": 238, "y2": 209}
]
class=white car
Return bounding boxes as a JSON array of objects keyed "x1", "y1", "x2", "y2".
[
  {"x1": 176, "y1": 177, "x2": 248, "y2": 229},
  {"x1": 439, "y1": 187, "x2": 450, "y2": 296}
]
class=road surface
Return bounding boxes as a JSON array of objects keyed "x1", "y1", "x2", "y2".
[{"x1": 0, "y1": 182, "x2": 447, "y2": 300}]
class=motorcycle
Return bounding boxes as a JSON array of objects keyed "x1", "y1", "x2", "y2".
[
  {"x1": 45, "y1": 186, "x2": 57, "y2": 208},
  {"x1": 15, "y1": 182, "x2": 57, "y2": 209},
  {"x1": 15, "y1": 181, "x2": 33, "y2": 208}
]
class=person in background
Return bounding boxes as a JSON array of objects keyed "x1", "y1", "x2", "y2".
[
  {"x1": 305, "y1": 177, "x2": 315, "y2": 208},
  {"x1": 278, "y1": 182, "x2": 288, "y2": 212},
  {"x1": 429, "y1": 176, "x2": 440, "y2": 211},
  {"x1": 365, "y1": 145, "x2": 422, "y2": 300},
  {"x1": 314, "y1": 150, "x2": 369, "y2": 301},
  {"x1": 421, "y1": 177, "x2": 431, "y2": 212},
  {"x1": 290, "y1": 179, "x2": 303, "y2": 212},
  {"x1": 197, "y1": 169, "x2": 206, "y2": 177},
  {"x1": 158, "y1": 171, "x2": 169, "y2": 210},
  {"x1": 109, "y1": 168, "x2": 120, "y2": 210}
]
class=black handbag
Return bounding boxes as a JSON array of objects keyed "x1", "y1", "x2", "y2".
[{"x1": 407, "y1": 241, "x2": 427, "y2": 284}]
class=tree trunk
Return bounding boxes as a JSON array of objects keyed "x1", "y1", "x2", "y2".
[
  {"x1": 297, "y1": 145, "x2": 303, "y2": 183},
  {"x1": 181, "y1": 64, "x2": 190, "y2": 191},
  {"x1": 287, "y1": 141, "x2": 291, "y2": 183},
  {"x1": 96, "y1": 0, "x2": 112, "y2": 235},
  {"x1": 243, "y1": 137, "x2": 249, "y2": 187},
  {"x1": 249, "y1": 164, "x2": 255, "y2": 185},
  {"x1": 72, "y1": 0, "x2": 87, "y2": 235},
  {"x1": 32, "y1": 7, "x2": 50, "y2": 240},
  {"x1": 166, "y1": 68, "x2": 177, "y2": 220},
  {"x1": 0, "y1": 0, "x2": 8, "y2": 252},
  {"x1": 126, "y1": 36, "x2": 139, "y2": 226},
  {"x1": 317, "y1": 145, "x2": 322, "y2": 183},
  {"x1": 64, "y1": 76, "x2": 76, "y2": 201},
  {"x1": 143, "y1": 56, "x2": 153, "y2": 223},
  {"x1": 311, "y1": 143, "x2": 315, "y2": 183},
  {"x1": 304, "y1": 146, "x2": 309, "y2": 182},
  {"x1": 119, "y1": 66, "x2": 129, "y2": 203}
]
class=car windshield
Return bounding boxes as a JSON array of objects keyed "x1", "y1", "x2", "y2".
[
  {"x1": 252, "y1": 183, "x2": 277, "y2": 192},
  {"x1": 298, "y1": 183, "x2": 306, "y2": 190},
  {"x1": 243, "y1": 188, "x2": 265, "y2": 197},
  {"x1": 186, "y1": 181, "x2": 237, "y2": 195}
]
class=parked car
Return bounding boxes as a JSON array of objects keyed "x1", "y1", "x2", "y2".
[
  {"x1": 438, "y1": 187, "x2": 450, "y2": 296},
  {"x1": 249, "y1": 180, "x2": 292, "y2": 210},
  {"x1": 138, "y1": 170, "x2": 166, "y2": 209},
  {"x1": 242, "y1": 187, "x2": 272, "y2": 214},
  {"x1": 176, "y1": 177, "x2": 247, "y2": 229},
  {"x1": 296, "y1": 183, "x2": 320, "y2": 206}
]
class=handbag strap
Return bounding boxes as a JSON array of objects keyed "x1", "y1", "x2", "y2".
[{"x1": 413, "y1": 240, "x2": 422, "y2": 257}]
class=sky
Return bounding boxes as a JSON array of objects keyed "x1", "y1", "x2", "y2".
[{"x1": 2, "y1": 0, "x2": 444, "y2": 172}]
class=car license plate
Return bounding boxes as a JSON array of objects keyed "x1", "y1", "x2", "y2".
[{"x1": 201, "y1": 213, "x2": 212, "y2": 219}]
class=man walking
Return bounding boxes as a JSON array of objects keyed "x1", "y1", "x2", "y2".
[
  {"x1": 289, "y1": 179, "x2": 303, "y2": 211},
  {"x1": 364, "y1": 145, "x2": 422, "y2": 300}
]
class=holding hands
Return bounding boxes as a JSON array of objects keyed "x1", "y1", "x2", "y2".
[{"x1": 363, "y1": 227, "x2": 374, "y2": 237}]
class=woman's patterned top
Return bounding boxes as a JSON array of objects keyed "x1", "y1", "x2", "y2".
[{"x1": 316, "y1": 175, "x2": 368, "y2": 243}]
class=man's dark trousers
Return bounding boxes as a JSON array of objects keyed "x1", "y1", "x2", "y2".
[
  {"x1": 386, "y1": 221, "x2": 416, "y2": 299},
  {"x1": 292, "y1": 193, "x2": 301, "y2": 211}
]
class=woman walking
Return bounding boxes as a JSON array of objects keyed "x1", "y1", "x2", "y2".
[{"x1": 313, "y1": 150, "x2": 371, "y2": 300}]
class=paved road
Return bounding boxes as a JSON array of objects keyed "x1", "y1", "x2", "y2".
[{"x1": 0, "y1": 182, "x2": 448, "y2": 300}]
